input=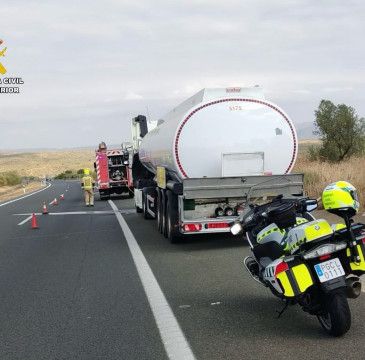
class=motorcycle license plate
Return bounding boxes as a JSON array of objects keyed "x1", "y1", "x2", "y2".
[{"x1": 314, "y1": 258, "x2": 345, "y2": 283}]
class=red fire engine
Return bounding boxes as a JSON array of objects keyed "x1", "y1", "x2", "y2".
[{"x1": 94, "y1": 142, "x2": 133, "y2": 200}]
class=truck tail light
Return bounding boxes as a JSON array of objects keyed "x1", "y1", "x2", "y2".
[
  {"x1": 183, "y1": 223, "x2": 202, "y2": 232},
  {"x1": 206, "y1": 222, "x2": 228, "y2": 229}
]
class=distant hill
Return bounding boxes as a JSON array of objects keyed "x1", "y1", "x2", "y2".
[
  {"x1": 0, "y1": 144, "x2": 122, "y2": 152},
  {"x1": 0, "y1": 149, "x2": 95, "y2": 178},
  {"x1": 295, "y1": 122, "x2": 319, "y2": 140}
]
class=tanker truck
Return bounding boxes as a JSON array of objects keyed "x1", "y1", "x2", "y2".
[{"x1": 131, "y1": 87, "x2": 304, "y2": 242}]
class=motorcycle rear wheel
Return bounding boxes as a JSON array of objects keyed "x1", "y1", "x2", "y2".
[{"x1": 317, "y1": 292, "x2": 351, "y2": 336}]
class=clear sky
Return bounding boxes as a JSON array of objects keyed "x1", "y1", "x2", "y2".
[{"x1": 0, "y1": 0, "x2": 364, "y2": 150}]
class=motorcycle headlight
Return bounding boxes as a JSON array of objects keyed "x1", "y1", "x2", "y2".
[{"x1": 230, "y1": 223, "x2": 243, "y2": 235}]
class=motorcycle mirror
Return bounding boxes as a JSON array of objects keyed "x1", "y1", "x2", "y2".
[{"x1": 305, "y1": 199, "x2": 318, "y2": 212}]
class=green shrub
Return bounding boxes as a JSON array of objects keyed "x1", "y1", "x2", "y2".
[
  {"x1": 0, "y1": 171, "x2": 22, "y2": 186},
  {"x1": 307, "y1": 145, "x2": 321, "y2": 162},
  {"x1": 54, "y1": 170, "x2": 85, "y2": 180}
]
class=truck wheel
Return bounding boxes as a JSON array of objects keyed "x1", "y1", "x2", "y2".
[
  {"x1": 167, "y1": 200, "x2": 181, "y2": 243},
  {"x1": 142, "y1": 192, "x2": 151, "y2": 219},
  {"x1": 100, "y1": 193, "x2": 110, "y2": 200},
  {"x1": 156, "y1": 188, "x2": 162, "y2": 232},
  {"x1": 166, "y1": 191, "x2": 181, "y2": 243},
  {"x1": 161, "y1": 191, "x2": 167, "y2": 238},
  {"x1": 317, "y1": 292, "x2": 351, "y2": 336}
]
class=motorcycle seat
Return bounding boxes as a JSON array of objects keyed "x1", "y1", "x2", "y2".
[{"x1": 252, "y1": 240, "x2": 285, "y2": 264}]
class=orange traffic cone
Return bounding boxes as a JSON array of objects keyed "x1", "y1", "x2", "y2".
[
  {"x1": 60, "y1": 194, "x2": 65, "y2": 200},
  {"x1": 53, "y1": 198, "x2": 58, "y2": 205},
  {"x1": 42, "y1": 201, "x2": 48, "y2": 214},
  {"x1": 31, "y1": 213, "x2": 39, "y2": 229}
]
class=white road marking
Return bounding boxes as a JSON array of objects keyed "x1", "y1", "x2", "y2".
[
  {"x1": 109, "y1": 200, "x2": 196, "y2": 360},
  {"x1": 0, "y1": 183, "x2": 51, "y2": 207},
  {"x1": 14, "y1": 209, "x2": 135, "y2": 216},
  {"x1": 17, "y1": 215, "x2": 32, "y2": 226},
  {"x1": 14, "y1": 209, "x2": 136, "y2": 226}
]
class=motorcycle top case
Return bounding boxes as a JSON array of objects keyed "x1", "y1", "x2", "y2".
[
  {"x1": 286, "y1": 219, "x2": 333, "y2": 254},
  {"x1": 265, "y1": 257, "x2": 314, "y2": 297}
]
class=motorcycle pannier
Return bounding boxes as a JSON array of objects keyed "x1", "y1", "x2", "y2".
[
  {"x1": 267, "y1": 203, "x2": 296, "y2": 229},
  {"x1": 346, "y1": 240, "x2": 365, "y2": 274},
  {"x1": 276, "y1": 262, "x2": 314, "y2": 297}
]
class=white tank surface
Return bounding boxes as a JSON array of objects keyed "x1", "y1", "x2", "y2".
[{"x1": 139, "y1": 87, "x2": 298, "y2": 181}]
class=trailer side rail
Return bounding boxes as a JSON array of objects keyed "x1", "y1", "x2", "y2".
[{"x1": 183, "y1": 174, "x2": 304, "y2": 200}]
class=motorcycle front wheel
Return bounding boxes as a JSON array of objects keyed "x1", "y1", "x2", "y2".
[{"x1": 317, "y1": 292, "x2": 351, "y2": 336}]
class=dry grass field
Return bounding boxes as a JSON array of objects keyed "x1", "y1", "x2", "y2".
[
  {"x1": 293, "y1": 140, "x2": 365, "y2": 208},
  {"x1": 0, "y1": 148, "x2": 95, "y2": 179},
  {"x1": 0, "y1": 148, "x2": 96, "y2": 203}
]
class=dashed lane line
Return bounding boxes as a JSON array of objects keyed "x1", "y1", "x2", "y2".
[
  {"x1": 109, "y1": 200, "x2": 196, "y2": 360},
  {"x1": 17, "y1": 215, "x2": 32, "y2": 226},
  {"x1": 14, "y1": 209, "x2": 136, "y2": 225}
]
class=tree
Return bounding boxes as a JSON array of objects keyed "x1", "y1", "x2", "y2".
[{"x1": 314, "y1": 100, "x2": 365, "y2": 162}]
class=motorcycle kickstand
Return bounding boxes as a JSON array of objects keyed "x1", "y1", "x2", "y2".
[{"x1": 276, "y1": 300, "x2": 289, "y2": 318}]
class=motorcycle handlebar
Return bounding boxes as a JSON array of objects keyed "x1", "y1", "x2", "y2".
[{"x1": 239, "y1": 196, "x2": 316, "y2": 228}]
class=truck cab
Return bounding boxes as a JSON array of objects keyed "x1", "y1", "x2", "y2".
[{"x1": 94, "y1": 142, "x2": 133, "y2": 200}]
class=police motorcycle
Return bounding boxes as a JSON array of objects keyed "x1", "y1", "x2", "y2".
[{"x1": 230, "y1": 181, "x2": 365, "y2": 336}]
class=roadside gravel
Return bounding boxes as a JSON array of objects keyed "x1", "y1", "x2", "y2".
[{"x1": 0, "y1": 182, "x2": 44, "y2": 203}]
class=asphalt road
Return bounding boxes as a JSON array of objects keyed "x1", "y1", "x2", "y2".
[{"x1": 0, "y1": 180, "x2": 365, "y2": 360}]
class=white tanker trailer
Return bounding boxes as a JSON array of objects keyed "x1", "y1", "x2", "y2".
[{"x1": 131, "y1": 87, "x2": 304, "y2": 242}]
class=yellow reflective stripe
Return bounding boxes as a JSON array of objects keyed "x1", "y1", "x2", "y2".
[
  {"x1": 83, "y1": 177, "x2": 93, "y2": 188},
  {"x1": 304, "y1": 220, "x2": 333, "y2": 242},
  {"x1": 276, "y1": 272, "x2": 295, "y2": 297},
  {"x1": 347, "y1": 245, "x2": 365, "y2": 271},
  {"x1": 296, "y1": 218, "x2": 308, "y2": 225},
  {"x1": 333, "y1": 223, "x2": 346, "y2": 231},
  {"x1": 257, "y1": 227, "x2": 285, "y2": 242},
  {"x1": 291, "y1": 264, "x2": 313, "y2": 293},
  {"x1": 289, "y1": 236, "x2": 306, "y2": 252}
]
